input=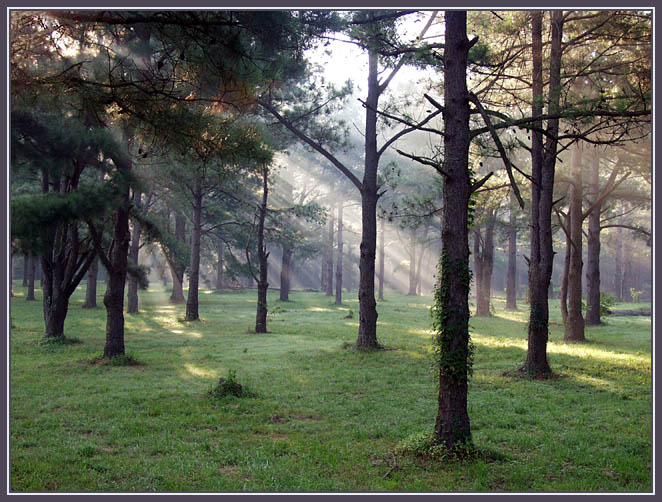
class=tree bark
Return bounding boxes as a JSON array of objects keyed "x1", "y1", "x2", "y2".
[
  {"x1": 613, "y1": 215, "x2": 623, "y2": 301},
  {"x1": 560, "y1": 227, "x2": 571, "y2": 324},
  {"x1": 506, "y1": 191, "x2": 518, "y2": 310},
  {"x1": 168, "y1": 211, "x2": 187, "y2": 304},
  {"x1": 216, "y1": 241, "x2": 224, "y2": 290},
  {"x1": 521, "y1": 10, "x2": 562, "y2": 377},
  {"x1": 280, "y1": 245, "x2": 293, "y2": 301},
  {"x1": 564, "y1": 143, "x2": 586, "y2": 342},
  {"x1": 408, "y1": 227, "x2": 418, "y2": 296},
  {"x1": 585, "y1": 149, "x2": 602, "y2": 326},
  {"x1": 378, "y1": 216, "x2": 385, "y2": 301},
  {"x1": 22, "y1": 254, "x2": 29, "y2": 287},
  {"x1": 335, "y1": 201, "x2": 344, "y2": 305},
  {"x1": 25, "y1": 255, "x2": 36, "y2": 301},
  {"x1": 415, "y1": 221, "x2": 429, "y2": 296},
  {"x1": 433, "y1": 11, "x2": 472, "y2": 449},
  {"x1": 474, "y1": 213, "x2": 495, "y2": 316},
  {"x1": 127, "y1": 190, "x2": 142, "y2": 314},
  {"x1": 325, "y1": 209, "x2": 334, "y2": 296},
  {"x1": 255, "y1": 166, "x2": 270, "y2": 333},
  {"x1": 185, "y1": 178, "x2": 203, "y2": 321},
  {"x1": 82, "y1": 257, "x2": 99, "y2": 308},
  {"x1": 356, "y1": 46, "x2": 380, "y2": 349}
]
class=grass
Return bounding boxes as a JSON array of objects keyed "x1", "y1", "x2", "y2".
[{"x1": 9, "y1": 285, "x2": 652, "y2": 493}]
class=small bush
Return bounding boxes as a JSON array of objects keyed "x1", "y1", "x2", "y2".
[
  {"x1": 395, "y1": 431, "x2": 476, "y2": 462},
  {"x1": 600, "y1": 292, "x2": 616, "y2": 315},
  {"x1": 207, "y1": 369, "x2": 248, "y2": 398}
]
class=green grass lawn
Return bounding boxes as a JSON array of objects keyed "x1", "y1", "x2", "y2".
[{"x1": 9, "y1": 285, "x2": 652, "y2": 493}]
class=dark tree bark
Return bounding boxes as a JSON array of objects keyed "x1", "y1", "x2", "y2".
[
  {"x1": 474, "y1": 212, "x2": 495, "y2": 316},
  {"x1": 433, "y1": 11, "x2": 472, "y2": 449},
  {"x1": 560, "y1": 227, "x2": 571, "y2": 324},
  {"x1": 378, "y1": 216, "x2": 385, "y2": 301},
  {"x1": 564, "y1": 143, "x2": 586, "y2": 342},
  {"x1": 25, "y1": 255, "x2": 36, "y2": 301},
  {"x1": 216, "y1": 241, "x2": 224, "y2": 290},
  {"x1": 82, "y1": 257, "x2": 99, "y2": 309},
  {"x1": 521, "y1": 10, "x2": 562, "y2": 377},
  {"x1": 185, "y1": 178, "x2": 203, "y2": 321},
  {"x1": 506, "y1": 191, "x2": 518, "y2": 310},
  {"x1": 127, "y1": 190, "x2": 142, "y2": 314},
  {"x1": 254, "y1": 166, "x2": 270, "y2": 333},
  {"x1": 22, "y1": 254, "x2": 29, "y2": 287},
  {"x1": 335, "y1": 200, "x2": 344, "y2": 305},
  {"x1": 280, "y1": 245, "x2": 293, "y2": 301},
  {"x1": 585, "y1": 149, "x2": 602, "y2": 325},
  {"x1": 408, "y1": 227, "x2": 418, "y2": 296},
  {"x1": 325, "y1": 209, "x2": 334, "y2": 296},
  {"x1": 167, "y1": 211, "x2": 187, "y2": 304}
]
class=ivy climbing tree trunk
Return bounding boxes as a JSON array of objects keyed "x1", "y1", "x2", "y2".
[{"x1": 432, "y1": 10, "x2": 473, "y2": 450}]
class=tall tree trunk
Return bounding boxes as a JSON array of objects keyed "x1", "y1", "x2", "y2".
[
  {"x1": 408, "y1": 227, "x2": 418, "y2": 296},
  {"x1": 356, "y1": 45, "x2": 380, "y2": 349},
  {"x1": 585, "y1": 149, "x2": 602, "y2": 325},
  {"x1": 82, "y1": 257, "x2": 98, "y2": 308},
  {"x1": 216, "y1": 241, "x2": 224, "y2": 290},
  {"x1": 415, "y1": 222, "x2": 430, "y2": 296},
  {"x1": 475, "y1": 214, "x2": 495, "y2": 316},
  {"x1": 560, "y1": 228, "x2": 571, "y2": 324},
  {"x1": 127, "y1": 191, "x2": 142, "y2": 314},
  {"x1": 22, "y1": 254, "x2": 29, "y2": 287},
  {"x1": 255, "y1": 167, "x2": 270, "y2": 333},
  {"x1": 325, "y1": 209, "x2": 334, "y2": 296},
  {"x1": 473, "y1": 230, "x2": 484, "y2": 312},
  {"x1": 168, "y1": 211, "x2": 187, "y2": 304},
  {"x1": 433, "y1": 11, "x2": 472, "y2": 449},
  {"x1": 378, "y1": 216, "x2": 385, "y2": 301},
  {"x1": 185, "y1": 179, "x2": 203, "y2": 321},
  {"x1": 280, "y1": 245, "x2": 293, "y2": 301},
  {"x1": 335, "y1": 201, "x2": 344, "y2": 305},
  {"x1": 521, "y1": 10, "x2": 562, "y2": 377},
  {"x1": 613, "y1": 214, "x2": 623, "y2": 301},
  {"x1": 506, "y1": 191, "x2": 518, "y2": 310},
  {"x1": 564, "y1": 143, "x2": 586, "y2": 342},
  {"x1": 25, "y1": 255, "x2": 36, "y2": 301}
]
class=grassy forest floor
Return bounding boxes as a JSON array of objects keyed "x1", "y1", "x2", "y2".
[{"x1": 9, "y1": 285, "x2": 652, "y2": 493}]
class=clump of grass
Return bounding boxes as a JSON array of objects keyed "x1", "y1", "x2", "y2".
[
  {"x1": 207, "y1": 369, "x2": 250, "y2": 398},
  {"x1": 344, "y1": 308, "x2": 354, "y2": 319},
  {"x1": 40, "y1": 335, "x2": 82, "y2": 346},
  {"x1": 395, "y1": 431, "x2": 477, "y2": 462}
]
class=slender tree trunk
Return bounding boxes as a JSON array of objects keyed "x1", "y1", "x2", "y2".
[
  {"x1": 216, "y1": 242, "x2": 224, "y2": 290},
  {"x1": 25, "y1": 255, "x2": 36, "y2": 301},
  {"x1": 521, "y1": 10, "x2": 562, "y2": 377},
  {"x1": 378, "y1": 216, "x2": 385, "y2": 301},
  {"x1": 325, "y1": 209, "x2": 334, "y2": 296},
  {"x1": 506, "y1": 191, "x2": 518, "y2": 310},
  {"x1": 280, "y1": 245, "x2": 293, "y2": 301},
  {"x1": 475, "y1": 215, "x2": 495, "y2": 316},
  {"x1": 565, "y1": 143, "x2": 586, "y2": 342},
  {"x1": 356, "y1": 46, "x2": 380, "y2": 349},
  {"x1": 408, "y1": 227, "x2": 418, "y2": 296},
  {"x1": 613, "y1": 214, "x2": 623, "y2": 301},
  {"x1": 169, "y1": 211, "x2": 187, "y2": 304},
  {"x1": 255, "y1": 167, "x2": 270, "y2": 333},
  {"x1": 335, "y1": 201, "x2": 344, "y2": 305},
  {"x1": 473, "y1": 230, "x2": 484, "y2": 312},
  {"x1": 186, "y1": 179, "x2": 203, "y2": 321},
  {"x1": 22, "y1": 254, "x2": 29, "y2": 287},
  {"x1": 127, "y1": 191, "x2": 142, "y2": 314},
  {"x1": 433, "y1": 11, "x2": 472, "y2": 449},
  {"x1": 82, "y1": 257, "x2": 98, "y2": 308},
  {"x1": 585, "y1": 149, "x2": 602, "y2": 325},
  {"x1": 415, "y1": 222, "x2": 429, "y2": 297},
  {"x1": 560, "y1": 228, "x2": 571, "y2": 324}
]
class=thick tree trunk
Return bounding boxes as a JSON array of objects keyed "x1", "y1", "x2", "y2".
[
  {"x1": 255, "y1": 167, "x2": 270, "y2": 333},
  {"x1": 169, "y1": 211, "x2": 187, "y2": 304},
  {"x1": 408, "y1": 227, "x2": 418, "y2": 296},
  {"x1": 378, "y1": 216, "x2": 385, "y2": 301},
  {"x1": 280, "y1": 245, "x2": 293, "y2": 301},
  {"x1": 356, "y1": 47, "x2": 380, "y2": 349},
  {"x1": 186, "y1": 180, "x2": 203, "y2": 321},
  {"x1": 433, "y1": 11, "x2": 472, "y2": 449},
  {"x1": 325, "y1": 209, "x2": 334, "y2": 296},
  {"x1": 506, "y1": 192, "x2": 518, "y2": 310},
  {"x1": 25, "y1": 255, "x2": 36, "y2": 301},
  {"x1": 585, "y1": 149, "x2": 602, "y2": 326},
  {"x1": 522, "y1": 10, "x2": 562, "y2": 377},
  {"x1": 44, "y1": 293, "x2": 69, "y2": 339},
  {"x1": 216, "y1": 242, "x2": 224, "y2": 290},
  {"x1": 335, "y1": 201, "x2": 344, "y2": 305},
  {"x1": 127, "y1": 191, "x2": 142, "y2": 314},
  {"x1": 565, "y1": 143, "x2": 586, "y2": 342},
  {"x1": 82, "y1": 257, "x2": 99, "y2": 308}
]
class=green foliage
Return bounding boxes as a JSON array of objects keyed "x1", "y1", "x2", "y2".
[
  {"x1": 600, "y1": 292, "x2": 617, "y2": 315},
  {"x1": 630, "y1": 288, "x2": 643, "y2": 303},
  {"x1": 395, "y1": 431, "x2": 477, "y2": 461},
  {"x1": 207, "y1": 369, "x2": 247, "y2": 398}
]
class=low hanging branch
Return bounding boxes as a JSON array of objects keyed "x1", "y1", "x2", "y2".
[
  {"x1": 394, "y1": 149, "x2": 451, "y2": 179},
  {"x1": 467, "y1": 92, "x2": 525, "y2": 209}
]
